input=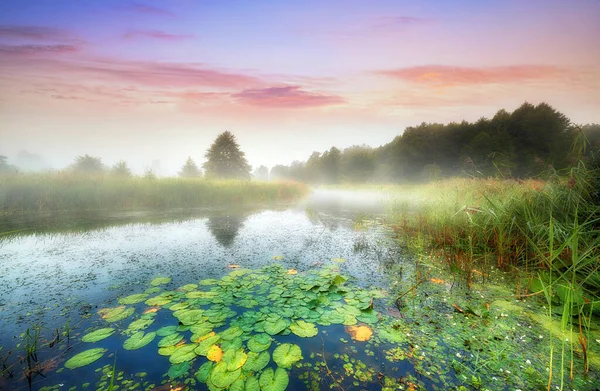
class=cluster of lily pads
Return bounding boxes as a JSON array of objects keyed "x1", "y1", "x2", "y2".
[{"x1": 64, "y1": 263, "x2": 406, "y2": 390}]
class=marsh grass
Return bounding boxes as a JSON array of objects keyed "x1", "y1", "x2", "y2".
[
  {"x1": 0, "y1": 173, "x2": 308, "y2": 213},
  {"x1": 384, "y1": 165, "x2": 599, "y2": 389}
]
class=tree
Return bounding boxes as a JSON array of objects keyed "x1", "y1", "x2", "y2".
[
  {"x1": 72, "y1": 154, "x2": 104, "y2": 174},
  {"x1": 203, "y1": 131, "x2": 251, "y2": 179},
  {"x1": 111, "y1": 160, "x2": 132, "y2": 178},
  {"x1": 253, "y1": 165, "x2": 269, "y2": 181},
  {"x1": 0, "y1": 155, "x2": 16, "y2": 173},
  {"x1": 179, "y1": 157, "x2": 202, "y2": 178}
]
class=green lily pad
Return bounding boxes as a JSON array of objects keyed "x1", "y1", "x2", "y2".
[
  {"x1": 168, "y1": 362, "x2": 190, "y2": 379},
  {"x1": 64, "y1": 348, "x2": 106, "y2": 370},
  {"x1": 210, "y1": 361, "x2": 242, "y2": 388},
  {"x1": 175, "y1": 309, "x2": 205, "y2": 325},
  {"x1": 243, "y1": 351, "x2": 270, "y2": 372},
  {"x1": 272, "y1": 343, "x2": 302, "y2": 369},
  {"x1": 289, "y1": 320, "x2": 318, "y2": 338},
  {"x1": 196, "y1": 361, "x2": 214, "y2": 383},
  {"x1": 169, "y1": 302, "x2": 190, "y2": 311},
  {"x1": 127, "y1": 318, "x2": 154, "y2": 332},
  {"x1": 158, "y1": 333, "x2": 183, "y2": 347},
  {"x1": 118, "y1": 293, "x2": 149, "y2": 305},
  {"x1": 81, "y1": 328, "x2": 115, "y2": 343},
  {"x1": 169, "y1": 344, "x2": 198, "y2": 364},
  {"x1": 221, "y1": 336, "x2": 243, "y2": 351},
  {"x1": 259, "y1": 367, "x2": 289, "y2": 391},
  {"x1": 245, "y1": 376, "x2": 260, "y2": 391},
  {"x1": 195, "y1": 334, "x2": 221, "y2": 356},
  {"x1": 220, "y1": 326, "x2": 243, "y2": 341},
  {"x1": 179, "y1": 283, "x2": 198, "y2": 292},
  {"x1": 158, "y1": 345, "x2": 179, "y2": 356},
  {"x1": 156, "y1": 325, "x2": 179, "y2": 337},
  {"x1": 222, "y1": 348, "x2": 248, "y2": 371},
  {"x1": 145, "y1": 296, "x2": 172, "y2": 306},
  {"x1": 247, "y1": 333, "x2": 272, "y2": 353},
  {"x1": 264, "y1": 318, "x2": 287, "y2": 335},
  {"x1": 123, "y1": 331, "x2": 156, "y2": 350},
  {"x1": 150, "y1": 277, "x2": 172, "y2": 286},
  {"x1": 103, "y1": 307, "x2": 135, "y2": 323},
  {"x1": 229, "y1": 378, "x2": 245, "y2": 391}
]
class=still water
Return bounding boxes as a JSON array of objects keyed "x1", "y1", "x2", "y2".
[{"x1": 0, "y1": 190, "x2": 418, "y2": 391}]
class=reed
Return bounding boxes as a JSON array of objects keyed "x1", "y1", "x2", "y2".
[{"x1": 0, "y1": 172, "x2": 309, "y2": 213}]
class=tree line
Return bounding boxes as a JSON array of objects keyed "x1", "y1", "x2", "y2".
[
  {"x1": 2, "y1": 102, "x2": 599, "y2": 182},
  {"x1": 271, "y1": 102, "x2": 600, "y2": 183}
]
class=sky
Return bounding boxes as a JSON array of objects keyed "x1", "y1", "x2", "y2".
[{"x1": 1, "y1": 0, "x2": 599, "y2": 175}]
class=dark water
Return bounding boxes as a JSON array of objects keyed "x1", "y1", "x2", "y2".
[{"x1": 0, "y1": 189, "x2": 416, "y2": 391}]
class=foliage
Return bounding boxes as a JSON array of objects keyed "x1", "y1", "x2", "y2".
[
  {"x1": 179, "y1": 156, "x2": 202, "y2": 178},
  {"x1": 0, "y1": 174, "x2": 309, "y2": 212},
  {"x1": 203, "y1": 131, "x2": 251, "y2": 179},
  {"x1": 71, "y1": 154, "x2": 104, "y2": 174},
  {"x1": 110, "y1": 160, "x2": 132, "y2": 178},
  {"x1": 272, "y1": 102, "x2": 585, "y2": 183}
]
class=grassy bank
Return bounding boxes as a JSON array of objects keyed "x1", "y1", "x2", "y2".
[
  {"x1": 0, "y1": 173, "x2": 309, "y2": 213},
  {"x1": 377, "y1": 166, "x2": 599, "y2": 389}
]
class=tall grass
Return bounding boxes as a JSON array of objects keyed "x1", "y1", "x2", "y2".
[
  {"x1": 386, "y1": 163, "x2": 599, "y2": 389},
  {"x1": 0, "y1": 172, "x2": 309, "y2": 213}
]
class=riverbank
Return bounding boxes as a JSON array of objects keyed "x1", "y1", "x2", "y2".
[{"x1": 0, "y1": 173, "x2": 309, "y2": 214}]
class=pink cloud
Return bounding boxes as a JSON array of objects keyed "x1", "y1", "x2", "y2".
[
  {"x1": 122, "y1": 2, "x2": 175, "y2": 17},
  {"x1": 376, "y1": 65, "x2": 565, "y2": 86},
  {"x1": 0, "y1": 25, "x2": 71, "y2": 41},
  {"x1": 123, "y1": 30, "x2": 194, "y2": 41},
  {"x1": 233, "y1": 86, "x2": 345, "y2": 108},
  {"x1": 0, "y1": 44, "x2": 79, "y2": 56}
]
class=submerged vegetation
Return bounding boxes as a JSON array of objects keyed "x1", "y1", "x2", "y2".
[{"x1": 0, "y1": 174, "x2": 308, "y2": 213}]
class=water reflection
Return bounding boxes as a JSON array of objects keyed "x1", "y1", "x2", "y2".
[{"x1": 206, "y1": 214, "x2": 247, "y2": 247}]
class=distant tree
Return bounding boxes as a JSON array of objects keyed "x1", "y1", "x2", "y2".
[
  {"x1": 143, "y1": 168, "x2": 156, "y2": 180},
  {"x1": 0, "y1": 155, "x2": 16, "y2": 173},
  {"x1": 253, "y1": 165, "x2": 269, "y2": 181},
  {"x1": 111, "y1": 160, "x2": 132, "y2": 178},
  {"x1": 179, "y1": 157, "x2": 202, "y2": 178},
  {"x1": 270, "y1": 165, "x2": 290, "y2": 180},
  {"x1": 203, "y1": 131, "x2": 251, "y2": 179},
  {"x1": 72, "y1": 154, "x2": 104, "y2": 174}
]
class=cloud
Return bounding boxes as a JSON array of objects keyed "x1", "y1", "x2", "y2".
[
  {"x1": 0, "y1": 25, "x2": 71, "y2": 41},
  {"x1": 123, "y1": 30, "x2": 194, "y2": 41},
  {"x1": 122, "y1": 2, "x2": 175, "y2": 17},
  {"x1": 376, "y1": 65, "x2": 565, "y2": 86},
  {"x1": 370, "y1": 16, "x2": 427, "y2": 32},
  {"x1": 0, "y1": 44, "x2": 79, "y2": 56},
  {"x1": 233, "y1": 86, "x2": 345, "y2": 108}
]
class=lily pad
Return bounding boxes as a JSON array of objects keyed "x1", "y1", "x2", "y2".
[
  {"x1": 207, "y1": 345, "x2": 224, "y2": 362},
  {"x1": 243, "y1": 351, "x2": 270, "y2": 372},
  {"x1": 222, "y1": 348, "x2": 248, "y2": 371},
  {"x1": 264, "y1": 318, "x2": 287, "y2": 335},
  {"x1": 123, "y1": 331, "x2": 156, "y2": 350},
  {"x1": 156, "y1": 325, "x2": 179, "y2": 337},
  {"x1": 64, "y1": 348, "x2": 106, "y2": 370},
  {"x1": 289, "y1": 320, "x2": 318, "y2": 338},
  {"x1": 272, "y1": 343, "x2": 302, "y2": 369},
  {"x1": 175, "y1": 309, "x2": 205, "y2": 325},
  {"x1": 196, "y1": 361, "x2": 214, "y2": 383},
  {"x1": 150, "y1": 277, "x2": 172, "y2": 286},
  {"x1": 145, "y1": 296, "x2": 172, "y2": 306},
  {"x1": 210, "y1": 361, "x2": 242, "y2": 388},
  {"x1": 195, "y1": 334, "x2": 221, "y2": 356},
  {"x1": 169, "y1": 344, "x2": 198, "y2": 364},
  {"x1": 81, "y1": 328, "x2": 115, "y2": 343},
  {"x1": 158, "y1": 333, "x2": 183, "y2": 347},
  {"x1": 245, "y1": 376, "x2": 260, "y2": 391},
  {"x1": 168, "y1": 362, "x2": 190, "y2": 379},
  {"x1": 127, "y1": 318, "x2": 154, "y2": 332},
  {"x1": 118, "y1": 293, "x2": 149, "y2": 305},
  {"x1": 259, "y1": 367, "x2": 289, "y2": 391},
  {"x1": 247, "y1": 333, "x2": 272, "y2": 353},
  {"x1": 100, "y1": 306, "x2": 135, "y2": 323},
  {"x1": 220, "y1": 326, "x2": 243, "y2": 341}
]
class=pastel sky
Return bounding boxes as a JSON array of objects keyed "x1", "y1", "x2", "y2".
[{"x1": 1, "y1": 0, "x2": 599, "y2": 174}]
